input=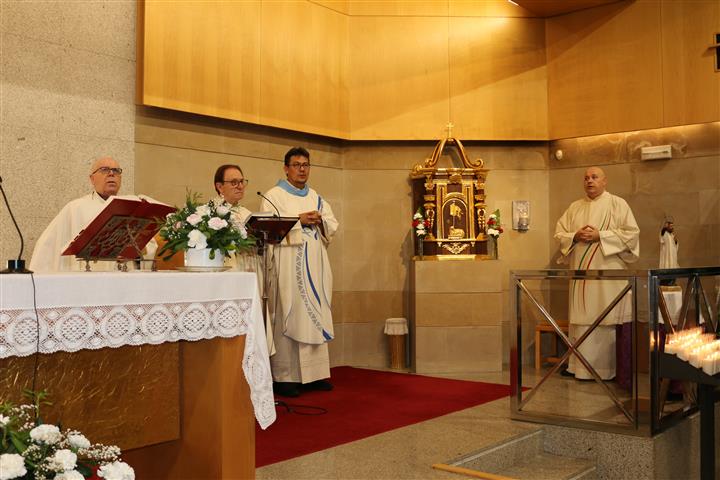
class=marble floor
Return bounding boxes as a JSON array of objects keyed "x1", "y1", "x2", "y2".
[{"x1": 256, "y1": 367, "x2": 643, "y2": 480}]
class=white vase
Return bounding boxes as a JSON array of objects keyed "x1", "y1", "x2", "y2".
[{"x1": 184, "y1": 248, "x2": 224, "y2": 268}]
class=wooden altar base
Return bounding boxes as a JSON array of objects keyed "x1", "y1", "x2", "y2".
[
  {"x1": 1, "y1": 336, "x2": 255, "y2": 480},
  {"x1": 123, "y1": 336, "x2": 255, "y2": 479}
]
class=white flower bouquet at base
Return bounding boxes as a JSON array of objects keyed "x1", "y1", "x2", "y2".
[
  {"x1": 158, "y1": 193, "x2": 256, "y2": 261},
  {"x1": 0, "y1": 393, "x2": 134, "y2": 480}
]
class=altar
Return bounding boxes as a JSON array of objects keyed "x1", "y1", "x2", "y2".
[{"x1": 0, "y1": 271, "x2": 274, "y2": 479}]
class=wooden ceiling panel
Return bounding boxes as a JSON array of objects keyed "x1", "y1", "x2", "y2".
[{"x1": 512, "y1": 0, "x2": 628, "y2": 18}]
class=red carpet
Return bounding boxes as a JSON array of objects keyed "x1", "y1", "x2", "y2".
[{"x1": 256, "y1": 366, "x2": 514, "y2": 467}]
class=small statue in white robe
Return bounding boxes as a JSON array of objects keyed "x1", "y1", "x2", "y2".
[
  {"x1": 659, "y1": 218, "x2": 679, "y2": 269},
  {"x1": 555, "y1": 166, "x2": 640, "y2": 380}
]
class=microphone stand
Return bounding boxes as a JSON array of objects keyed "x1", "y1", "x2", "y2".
[
  {"x1": 255, "y1": 223, "x2": 286, "y2": 409},
  {"x1": 0, "y1": 176, "x2": 32, "y2": 274}
]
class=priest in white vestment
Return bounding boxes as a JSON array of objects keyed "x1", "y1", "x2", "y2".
[
  {"x1": 211, "y1": 163, "x2": 274, "y2": 353},
  {"x1": 555, "y1": 166, "x2": 640, "y2": 380},
  {"x1": 261, "y1": 147, "x2": 339, "y2": 398},
  {"x1": 30, "y1": 157, "x2": 157, "y2": 273},
  {"x1": 212, "y1": 164, "x2": 257, "y2": 273}
]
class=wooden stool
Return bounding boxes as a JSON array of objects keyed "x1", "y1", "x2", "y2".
[{"x1": 535, "y1": 321, "x2": 569, "y2": 369}]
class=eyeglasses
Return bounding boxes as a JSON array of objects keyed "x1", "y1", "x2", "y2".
[
  {"x1": 222, "y1": 179, "x2": 249, "y2": 187},
  {"x1": 288, "y1": 162, "x2": 311, "y2": 170},
  {"x1": 92, "y1": 167, "x2": 123, "y2": 176}
]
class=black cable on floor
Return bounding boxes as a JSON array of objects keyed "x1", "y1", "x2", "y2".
[{"x1": 274, "y1": 400, "x2": 327, "y2": 415}]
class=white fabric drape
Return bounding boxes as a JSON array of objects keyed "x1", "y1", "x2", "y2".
[{"x1": 260, "y1": 183, "x2": 338, "y2": 383}]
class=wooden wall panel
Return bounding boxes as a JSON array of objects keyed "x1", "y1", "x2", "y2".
[
  {"x1": 313, "y1": 0, "x2": 349, "y2": 15},
  {"x1": 661, "y1": 0, "x2": 720, "y2": 126},
  {"x1": 348, "y1": 16, "x2": 450, "y2": 140},
  {"x1": 259, "y1": 1, "x2": 349, "y2": 138},
  {"x1": 142, "y1": 1, "x2": 262, "y2": 123},
  {"x1": 449, "y1": 16, "x2": 547, "y2": 140},
  {"x1": 546, "y1": 0, "x2": 663, "y2": 139},
  {"x1": 348, "y1": 0, "x2": 448, "y2": 17}
]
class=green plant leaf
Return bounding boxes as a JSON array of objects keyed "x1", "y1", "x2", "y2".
[
  {"x1": 76, "y1": 463, "x2": 93, "y2": 477},
  {"x1": 9, "y1": 432, "x2": 27, "y2": 453}
]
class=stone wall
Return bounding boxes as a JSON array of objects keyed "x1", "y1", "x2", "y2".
[{"x1": 0, "y1": 0, "x2": 137, "y2": 265}]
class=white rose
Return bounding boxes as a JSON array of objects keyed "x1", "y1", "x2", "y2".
[
  {"x1": 0, "y1": 453, "x2": 27, "y2": 480},
  {"x1": 488, "y1": 228, "x2": 499, "y2": 236},
  {"x1": 50, "y1": 449, "x2": 77, "y2": 472},
  {"x1": 67, "y1": 433, "x2": 91, "y2": 450},
  {"x1": 195, "y1": 205, "x2": 210, "y2": 217},
  {"x1": 56, "y1": 471, "x2": 84, "y2": 480},
  {"x1": 29, "y1": 424, "x2": 61, "y2": 444},
  {"x1": 0, "y1": 414, "x2": 9, "y2": 426},
  {"x1": 98, "y1": 461, "x2": 135, "y2": 480},
  {"x1": 239, "y1": 225, "x2": 248, "y2": 240},
  {"x1": 413, "y1": 213, "x2": 422, "y2": 220},
  {"x1": 216, "y1": 205, "x2": 230, "y2": 216},
  {"x1": 187, "y1": 229, "x2": 208, "y2": 249},
  {"x1": 186, "y1": 213, "x2": 202, "y2": 226},
  {"x1": 207, "y1": 217, "x2": 228, "y2": 231}
]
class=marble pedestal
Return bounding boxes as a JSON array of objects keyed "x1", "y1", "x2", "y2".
[{"x1": 411, "y1": 258, "x2": 508, "y2": 373}]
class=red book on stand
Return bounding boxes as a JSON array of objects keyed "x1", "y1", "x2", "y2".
[{"x1": 62, "y1": 197, "x2": 176, "y2": 261}]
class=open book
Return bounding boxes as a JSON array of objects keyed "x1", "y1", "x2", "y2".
[{"x1": 62, "y1": 196, "x2": 175, "y2": 261}]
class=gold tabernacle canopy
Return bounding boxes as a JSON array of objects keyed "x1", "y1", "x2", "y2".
[{"x1": 410, "y1": 135, "x2": 490, "y2": 259}]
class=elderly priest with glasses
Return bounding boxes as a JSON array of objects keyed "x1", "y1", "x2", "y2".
[{"x1": 29, "y1": 156, "x2": 157, "y2": 272}]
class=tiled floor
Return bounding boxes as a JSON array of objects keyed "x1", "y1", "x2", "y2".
[{"x1": 256, "y1": 367, "x2": 633, "y2": 480}]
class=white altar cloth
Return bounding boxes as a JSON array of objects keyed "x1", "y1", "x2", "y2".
[{"x1": 0, "y1": 271, "x2": 276, "y2": 429}]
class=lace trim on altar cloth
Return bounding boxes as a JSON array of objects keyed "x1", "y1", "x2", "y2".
[
  {"x1": 0, "y1": 300, "x2": 252, "y2": 356},
  {"x1": 0, "y1": 299, "x2": 276, "y2": 429}
]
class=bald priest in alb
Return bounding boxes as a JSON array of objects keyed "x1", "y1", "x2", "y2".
[
  {"x1": 554, "y1": 166, "x2": 640, "y2": 381},
  {"x1": 29, "y1": 157, "x2": 158, "y2": 273}
]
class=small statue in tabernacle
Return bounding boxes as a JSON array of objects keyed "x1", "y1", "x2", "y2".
[{"x1": 448, "y1": 202, "x2": 465, "y2": 239}]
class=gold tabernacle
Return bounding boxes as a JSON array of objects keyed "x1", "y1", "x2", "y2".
[{"x1": 410, "y1": 132, "x2": 490, "y2": 259}]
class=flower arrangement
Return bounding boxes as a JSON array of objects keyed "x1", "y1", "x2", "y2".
[
  {"x1": 412, "y1": 207, "x2": 431, "y2": 238},
  {"x1": 158, "y1": 193, "x2": 256, "y2": 260},
  {"x1": 486, "y1": 209, "x2": 504, "y2": 238},
  {"x1": 412, "y1": 207, "x2": 431, "y2": 258},
  {"x1": 0, "y1": 392, "x2": 134, "y2": 480}
]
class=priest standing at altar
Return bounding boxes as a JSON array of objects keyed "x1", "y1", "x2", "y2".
[
  {"x1": 29, "y1": 156, "x2": 157, "y2": 272},
  {"x1": 554, "y1": 166, "x2": 639, "y2": 381},
  {"x1": 261, "y1": 147, "x2": 339, "y2": 398},
  {"x1": 212, "y1": 163, "x2": 256, "y2": 273}
]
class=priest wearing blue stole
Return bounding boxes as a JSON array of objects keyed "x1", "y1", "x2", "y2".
[{"x1": 261, "y1": 147, "x2": 339, "y2": 398}]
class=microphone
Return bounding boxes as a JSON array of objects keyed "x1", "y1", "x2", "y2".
[
  {"x1": 0, "y1": 176, "x2": 32, "y2": 274},
  {"x1": 257, "y1": 191, "x2": 280, "y2": 218}
]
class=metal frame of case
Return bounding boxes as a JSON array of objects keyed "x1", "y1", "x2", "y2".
[{"x1": 510, "y1": 267, "x2": 720, "y2": 437}]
